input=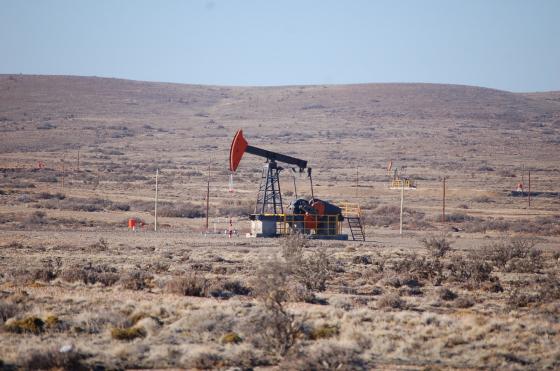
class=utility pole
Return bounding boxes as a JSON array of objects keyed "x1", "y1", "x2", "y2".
[
  {"x1": 528, "y1": 170, "x2": 531, "y2": 208},
  {"x1": 61, "y1": 156, "x2": 65, "y2": 190},
  {"x1": 355, "y1": 166, "x2": 359, "y2": 197},
  {"x1": 206, "y1": 162, "x2": 210, "y2": 231},
  {"x1": 442, "y1": 177, "x2": 446, "y2": 223},
  {"x1": 399, "y1": 181, "x2": 404, "y2": 236},
  {"x1": 154, "y1": 168, "x2": 159, "y2": 232}
]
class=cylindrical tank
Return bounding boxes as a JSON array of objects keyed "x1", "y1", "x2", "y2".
[{"x1": 128, "y1": 218, "x2": 137, "y2": 230}]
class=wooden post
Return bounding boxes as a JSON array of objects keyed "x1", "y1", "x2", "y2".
[
  {"x1": 399, "y1": 181, "x2": 404, "y2": 236},
  {"x1": 206, "y1": 162, "x2": 210, "y2": 231},
  {"x1": 356, "y1": 166, "x2": 359, "y2": 197},
  {"x1": 77, "y1": 148, "x2": 80, "y2": 172},
  {"x1": 61, "y1": 158, "x2": 65, "y2": 190},
  {"x1": 442, "y1": 177, "x2": 446, "y2": 223},
  {"x1": 528, "y1": 170, "x2": 531, "y2": 208},
  {"x1": 154, "y1": 168, "x2": 159, "y2": 232}
]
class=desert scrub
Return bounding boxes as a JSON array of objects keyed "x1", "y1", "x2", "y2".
[
  {"x1": 377, "y1": 293, "x2": 405, "y2": 309},
  {"x1": 421, "y1": 233, "x2": 453, "y2": 258},
  {"x1": 165, "y1": 274, "x2": 209, "y2": 296},
  {"x1": 221, "y1": 332, "x2": 243, "y2": 344},
  {"x1": 18, "y1": 348, "x2": 88, "y2": 371},
  {"x1": 309, "y1": 324, "x2": 339, "y2": 340},
  {"x1": 119, "y1": 270, "x2": 153, "y2": 290},
  {"x1": 0, "y1": 301, "x2": 17, "y2": 323},
  {"x1": 4, "y1": 316, "x2": 44, "y2": 334},
  {"x1": 110, "y1": 326, "x2": 146, "y2": 340}
]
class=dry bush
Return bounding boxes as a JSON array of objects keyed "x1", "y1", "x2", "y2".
[
  {"x1": 377, "y1": 293, "x2": 405, "y2": 309},
  {"x1": 448, "y1": 254, "x2": 494, "y2": 288},
  {"x1": 89, "y1": 237, "x2": 109, "y2": 251},
  {"x1": 165, "y1": 274, "x2": 209, "y2": 296},
  {"x1": 210, "y1": 279, "x2": 250, "y2": 298},
  {"x1": 283, "y1": 342, "x2": 367, "y2": 370},
  {"x1": 507, "y1": 287, "x2": 534, "y2": 308},
  {"x1": 157, "y1": 202, "x2": 204, "y2": 218},
  {"x1": 248, "y1": 258, "x2": 306, "y2": 356},
  {"x1": 110, "y1": 326, "x2": 146, "y2": 340},
  {"x1": 245, "y1": 304, "x2": 304, "y2": 356},
  {"x1": 308, "y1": 324, "x2": 339, "y2": 340},
  {"x1": 362, "y1": 205, "x2": 427, "y2": 229},
  {"x1": 454, "y1": 296, "x2": 475, "y2": 308},
  {"x1": 438, "y1": 287, "x2": 458, "y2": 301},
  {"x1": 22, "y1": 210, "x2": 48, "y2": 226},
  {"x1": 393, "y1": 254, "x2": 444, "y2": 285},
  {"x1": 421, "y1": 233, "x2": 453, "y2": 258},
  {"x1": 4, "y1": 316, "x2": 44, "y2": 334},
  {"x1": 485, "y1": 237, "x2": 542, "y2": 273},
  {"x1": 216, "y1": 199, "x2": 254, "y2": 217},
  {"x1": 36, "y1": 191, "x2": 65, "y2": 200},
  {"x1": 60, "y1": 264, "x2": 119, "y2": 286},
  {"x1": 17, "y1": 348, "x2": 88, "y2": 371},
  {"x1": 536, "y1": 273, "x2": 560, "y2": 303},
  {"x1": 352, "y1": 255, "x2": 372, "y2": 265},
  {"x1": 281, "y1": 235, "x2": 333, "y2": 292},
  {"x1": 186, "y1": 352, "x2": 224, "y2": 369},
  {"x1": 0, "y1": 301, "x2": 18, "y2": 323},
  {"x1": 119, "y1": 270, "x2": 153, "y2": 290},
  {"x1": 472, "y1": 195, "x2": 494, "y2": 203},
  {"x1": 221, "y1": 331, "x2": 243, "y2": 344}
]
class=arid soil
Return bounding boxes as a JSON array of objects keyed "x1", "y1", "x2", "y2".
[{"x1": 0, "y1": 75, "x2": 559, "y2": 370}]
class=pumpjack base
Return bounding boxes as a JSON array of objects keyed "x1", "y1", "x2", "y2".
[{"x1": 247, "y1": 214, "x2": 348, "y2": 240}]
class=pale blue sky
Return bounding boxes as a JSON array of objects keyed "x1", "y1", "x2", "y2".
[{"x1": 1, "y1": 0, "x2": 559, "y2": 92}]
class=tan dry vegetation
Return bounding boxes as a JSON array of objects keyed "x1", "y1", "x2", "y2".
[{"x1": 1, "y1": 75, "x2": 560, "y2": 369}]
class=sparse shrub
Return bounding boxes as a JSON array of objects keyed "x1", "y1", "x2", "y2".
[
  {"x1": 89, "y1": 237, "x2": 109, "y2": 251},
  {"x1": 378, "y1": 293, "x2": 405, "y2": 309},
  {"x1": 60, "y1": 264, "x2": 119, "y2": 286},
  {"x1": 245, "y1": 304, "x2": 304, "y2": 356},
  {"x1": 119, "y1": 270, "x2": 153, "y2": 290},
  {"x1": 186, "y1": 352, "x2": 223, "y2": 369},
  {"x1": 296, "y1": 249, "x2": 333, "y2": 291},
  {"x1": 36, "y1": 192, "x2": 65, "y2": 200},
  {"x1": 454, "y1": 296, "x2": 475, "y2": 308},
  {"x1": 0, "y1": 301, "x2": 17, "y2": 323},
  {"x1": 283, "y1": 342, "x2": 367, "y2": 370},
  {"x1": 249, "y1": 258, "x2": 306, "y2": 355},
  {"x1": 352, "y1": 255, "x2": 372, "y2": 265},
  {"x1": 23, "y1": 211, "x2": 47, "y2": 226},
  {"x1": 448, "y1": 254, "x2": 494, "y2": 288},
  {"x1": 4, "y1": 316, "x2": 44, "y2": 334},
  {"x1": 210, "y1": 279, "x2": 250, "y2": 298},
  {"x1": 536, "y1": 274, "x2": 560, "y2": 303},
  {"x1": 309, "y1": 324, "x2": 339, "y2": 340},
  {"x1": 221, "y1": 332, "x2": 243, "y2": 344},
  {"x1": 394, "y1": 254, "x2": 444, "y2": 285},
  {"x1": 486, "y1": 237, "x2": 542, "y2": 273},
  {"x1": 421, "y1": 233, "x2": 452, "y2": 258},
  {"x1": 280, "y1": 235, "x2": 333, "y2": 292},
  {"x1": 110, "y1": 326, "x2": 146, "y2": 340},
  {"x1": 445, "y1": 212, "x2": 474, "y2": 223},
  {"x1": 165, "y1": 274, "x2": 208, "y2": 296},
  {"x1": 472, "y1": 195, "x2": 494, "y2": 203},
  {"x1": 507, "y1": 288, "x2": 533, "y2": 308},
  {"x1": 157, "y1": 202, "x2": 204, "y2": 218},
  {"x1": 18, "y1": 348, "x2": 87, "y2": 371},
  {"x1": 438, "y1": 287, "x2": 457, "y2": 301}
]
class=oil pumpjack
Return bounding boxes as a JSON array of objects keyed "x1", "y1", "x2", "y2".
[{"x1": 229, "y1": 129, "x2": 350, "y2": 239}]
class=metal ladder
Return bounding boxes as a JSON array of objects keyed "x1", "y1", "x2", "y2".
[{"x1": 342, "y1": 203, "x2": 365, "y2": 241}]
